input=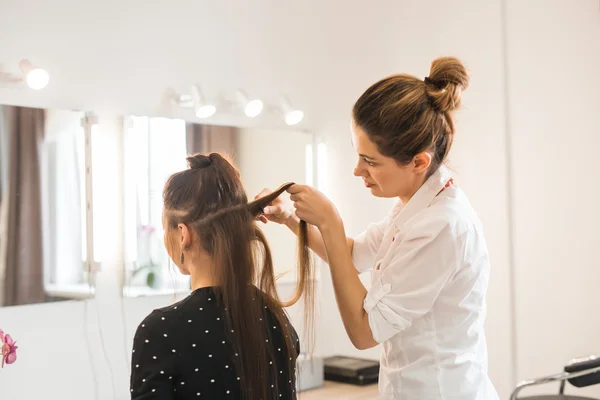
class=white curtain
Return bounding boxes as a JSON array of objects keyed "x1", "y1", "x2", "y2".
[
  {"x1": 0, "y1": 106, "x2": 11, "y2": 305},
  {"x1": 43, "y1": 110, "x2": 85, "y2": 286}
]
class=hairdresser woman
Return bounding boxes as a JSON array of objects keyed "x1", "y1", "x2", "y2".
[{"x1": 257, "y1": 57, "x2": 499, "y2": 400}]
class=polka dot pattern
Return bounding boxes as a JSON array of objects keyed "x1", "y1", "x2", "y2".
[{"x1": 129, "y1": 287, "x2": 299, "y2": 399}]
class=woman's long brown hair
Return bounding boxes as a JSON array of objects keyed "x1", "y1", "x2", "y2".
[{"x1": 163, "y1": 152, "x2": 314, "y2": 400}]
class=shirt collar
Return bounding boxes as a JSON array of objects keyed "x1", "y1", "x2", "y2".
[{"x1": 392, "y1": 165, "x2": 453, "y2": 230}]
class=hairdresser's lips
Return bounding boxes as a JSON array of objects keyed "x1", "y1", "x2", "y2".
[{"x1": 364, "y1": 181, "x2": 375, "y2": 188}]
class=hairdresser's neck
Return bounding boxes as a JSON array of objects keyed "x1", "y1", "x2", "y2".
[
  {"x1": 399, "y1": 185, "x2": 420, "y2": 205},
  {"x1": 398, "y1": 174, "x2": 427, "y2": 205}
]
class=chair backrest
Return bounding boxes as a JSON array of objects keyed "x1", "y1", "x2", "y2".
[
  {"x1": 565, "y1": 355, "x2": 600, "y2": 388},
  {"x1": 511, "y1": 355, "x2": 600, "y2": 400}
]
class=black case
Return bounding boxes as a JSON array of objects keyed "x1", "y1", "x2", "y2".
[{"x1": 324, "y1": 356, "x2": 380, "y2": 385}]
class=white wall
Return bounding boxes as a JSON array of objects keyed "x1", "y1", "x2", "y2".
[
  {"x1": 1, "y1": 0, "x2": 598, "y2": 399},
  {"x1": 506, "y1": 0, "x2": 600, "y2": 397}
]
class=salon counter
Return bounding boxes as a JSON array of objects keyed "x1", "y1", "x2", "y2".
[{"x1": 299, "y1": 382, "x2": 379, "y2": 399}]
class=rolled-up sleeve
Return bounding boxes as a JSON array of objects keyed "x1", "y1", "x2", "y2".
[
  {"x1": 363, "y1": 218, "x2": 465, "y2": 343},
  {"x1": 352, "y1": 218, "x2": 388, "y2": 273}
]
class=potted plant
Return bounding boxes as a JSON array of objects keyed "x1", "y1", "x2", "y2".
[{"x1": 130, "y1": 225, "x2": 163, "y2": 289}]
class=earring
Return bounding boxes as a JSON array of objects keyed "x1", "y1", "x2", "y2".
[{"x1": 180, "y1": 251, "x2": 185, "y2": 264}]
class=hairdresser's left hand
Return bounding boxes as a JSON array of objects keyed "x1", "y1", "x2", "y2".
[{"x1": 287, "y1": 184, "x2": 341, "y2": 230}]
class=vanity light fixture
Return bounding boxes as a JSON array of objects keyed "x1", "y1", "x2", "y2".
[
  {"x1": 235, "y1": 90, "x2": 264, "y2": 118},
  {"x1": 0, "y1": 59, "x2": 49, "y2": 90},
  {"x1": 170, "y1": 85, "x2": 217, "y2": 119},
  {"x1": 281, "y1": 97, "x2": 304, "y2": 126},
  {"x1": 190, "y1": 84, "x2": 216, "y2": 119},
  {"x1": 20, "y1": 59, "x2": 49, "y2": 90},
  {"x1": 169, "y1": 86, "x2": 304, "y2": 126}
]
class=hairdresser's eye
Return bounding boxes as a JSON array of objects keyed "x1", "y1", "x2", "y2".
[{"x1": 362, "y1": 158, "x2": 376, "y2": 167}]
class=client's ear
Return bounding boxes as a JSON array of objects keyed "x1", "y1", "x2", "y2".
[{"x1": 178, "y1": 223, "x2": 193, "y2": 249}]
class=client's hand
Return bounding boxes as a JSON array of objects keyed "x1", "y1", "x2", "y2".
[{"x1": 254, "y1": 188, "x2": 296, "y2": 224}]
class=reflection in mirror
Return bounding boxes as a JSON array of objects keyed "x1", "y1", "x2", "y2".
[
  {"x1": 0, "y1": 104, "x2": 94, "y2": 306},
  {"x1": 121, "y1": 115, "x2": 315, "y2": 297}
]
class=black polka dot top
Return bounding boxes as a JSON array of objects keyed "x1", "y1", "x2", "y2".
[{"x1": 130, "y1": 287, "x2": 299, "y2": 399}]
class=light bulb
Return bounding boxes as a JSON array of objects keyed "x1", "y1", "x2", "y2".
[
  {"x1": 244, "y1": 99, "x2": 263, "y2": 118},
  {"x1": 190, "y1": 85, "x2": 216, "y2": 118},
  {"x1": 196, "y1": 104, "x2": 216, "y2": 119},
  {"x1": 285, "y1": 110, "x2": 304, "y2": 126},
  {"x1": 26, "y1": 68, "x2": 49, "y2": 90}
]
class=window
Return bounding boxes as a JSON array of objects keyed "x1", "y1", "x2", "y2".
[{"x1": 123, "y1": 116, "x2": 191, "y2": 293}]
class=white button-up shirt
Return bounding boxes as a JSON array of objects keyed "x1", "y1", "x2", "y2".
[{"x1": 352, "y1": 166, "x2": 498, "y2": 400}]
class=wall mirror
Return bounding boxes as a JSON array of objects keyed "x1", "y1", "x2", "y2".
[
  {"x1": 120, "y1": 115, "x2": 321, "y2": 297},
  {"x1": 0, "y1": 104, "x2": 97, "y2": 306}
]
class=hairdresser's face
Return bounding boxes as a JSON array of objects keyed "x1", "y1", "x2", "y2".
[{"x1": 351, "y1": 122, "x2": 428, "y2": 201}]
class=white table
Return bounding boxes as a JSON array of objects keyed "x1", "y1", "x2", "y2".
[{"x1": 299, "y1": 381, "x2": 379, "y2": 399}]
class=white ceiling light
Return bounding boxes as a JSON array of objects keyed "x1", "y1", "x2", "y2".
[
  {"x1": 244, "y1": 99, "x2": 264, "y2": 118},
  {"x1": 285, "y1": 110, "x2": 304, "y2": 126},
  {"x1": 19, "y1": 59, "x2": 49, "y2": 90},
  {"x1": 235, "y1": 90, "x2": 264, "y2": 118},
  {"x1": 281, "y1": 97, "x2": 304, "y2": 126},
  {"x1": 168, "y1": 87, "x2": 306, "y2": 125},
  {"x1": 191, "y1": 85, "x2": 216, "y2": 119},
  {"x1": 0, "y1": 59, "x2": 49, "y2": 90},
  {"x1": 195, "y1": 104, "x2": 216, "y2": 119}
]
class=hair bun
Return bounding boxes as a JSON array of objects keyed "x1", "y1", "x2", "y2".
[
  {"x1": 425, "y1": 56, "x2": 470, "y2": 113},
  {"x1": 187, "y1": 154, "x2": 212, "y2": 169}
]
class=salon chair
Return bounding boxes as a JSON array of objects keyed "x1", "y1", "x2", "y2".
[{"x1": 511, "y1": 355, "x2": 600, "y2": 400}]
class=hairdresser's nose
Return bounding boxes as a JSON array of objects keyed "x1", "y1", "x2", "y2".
[{"x1": 354, "y1": 162, "x2": 365, "y2": 177}]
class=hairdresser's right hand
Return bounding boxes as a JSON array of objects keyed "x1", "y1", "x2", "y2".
[{"x1": 254, "y1": 188, "x2": 296, "y2": 225}]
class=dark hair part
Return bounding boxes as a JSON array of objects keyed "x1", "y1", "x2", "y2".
[
  {"x1": 163, "y1": 152, "x2": 314, "y2": 400},
  {"x1": 352, "y1": 56, "x2": 469, "y2": 176}
]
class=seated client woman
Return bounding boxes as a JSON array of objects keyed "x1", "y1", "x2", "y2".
[{"x1": 130, "y1": 153, "x2": 314, "y2": 400}]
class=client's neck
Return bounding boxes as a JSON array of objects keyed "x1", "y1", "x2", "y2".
[
  {"x1": 190, "y1": 274, "x2": 216, "y2": 291},
  {"x1": 189, "y1": 253, "x2": 217, "y2": 291}
]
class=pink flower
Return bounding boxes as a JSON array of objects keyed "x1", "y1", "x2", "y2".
[
  {"x1": 0, "y1": 329, "x2": 18, "y2": 368},
  {"x1": 139, "y1": 225, "x2": 157, "y2": 235}
]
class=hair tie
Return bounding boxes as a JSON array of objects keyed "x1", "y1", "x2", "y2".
[
  {"x1": 424, "y1": 77, "x2": 444, "y2": 90},
  {"x1": 187, "y1": 154, "x2": 212, "y2": 170}
]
